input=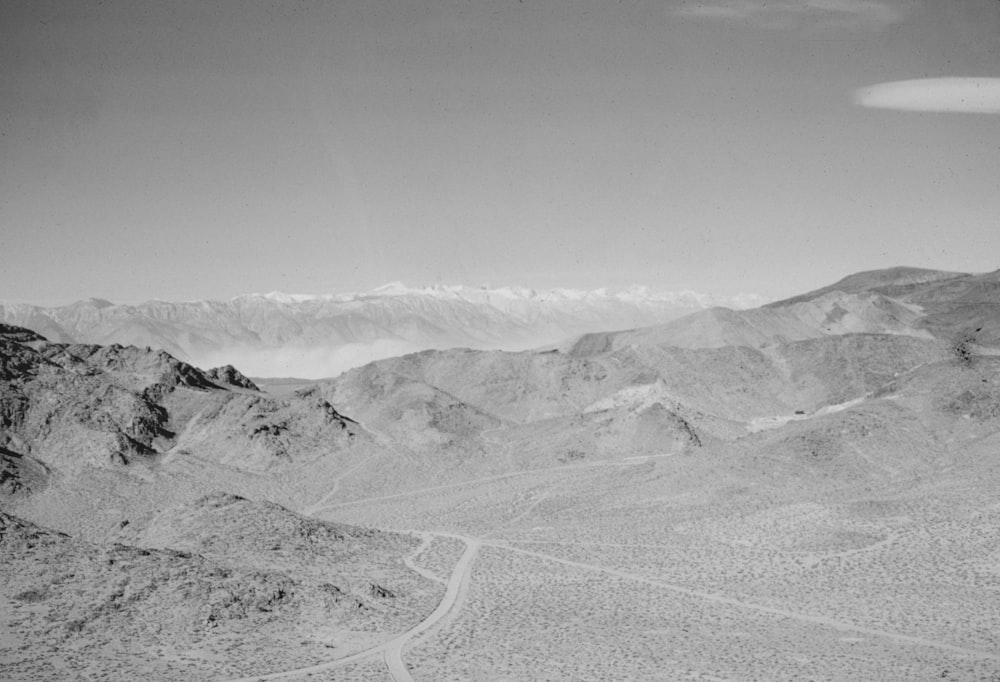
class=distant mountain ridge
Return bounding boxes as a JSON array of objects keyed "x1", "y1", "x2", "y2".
[
  {"x1": 0, "y1": 284, "x2": 766, "y2": 379},
  {"x1": 4, "y1": 265, "x2": 1000, "y2": 679},
  {"x1": 567, "y1": 267, "x2": 1000, "y2": 355}
]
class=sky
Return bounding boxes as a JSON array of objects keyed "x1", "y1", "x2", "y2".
[{"x1": 2, "y1": 0, "x2": 999, "y2": 306}]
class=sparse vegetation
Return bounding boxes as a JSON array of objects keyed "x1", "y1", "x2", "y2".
[
  {"x1": 3, "y1": 267, "x2": 1000, "y2": 680},
  {"x1": 952, "y1": 327, "x2": 982, "y2": 366}
]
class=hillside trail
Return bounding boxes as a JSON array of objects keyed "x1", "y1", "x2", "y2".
[
  {"x1": 477, "y1": 422, "x2": 515, "y2": 470},
  {"x1": 312, "y1": 452, "x2": 672, "y2": 514},
  {"x1": 746, "y1": 395, "x2": 868, "y2": 433},
  {"x1": 300, "y1": 420, "x2": 402, "y2": 516},
  {"x1": 478, "y1": 452, "x2": 677, "y2": 538},
  {"x1": 487, "y1": 477, "x2": 568, "y2": 535},
  {"x1": 300, "y1": 449, "x2": 379, "y2": 517}
]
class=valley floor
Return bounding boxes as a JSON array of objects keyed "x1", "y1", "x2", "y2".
[
  {"x1": 4, "y1": 312, "x2": 1000, "y2": 681},
  {"x1": 235, "y1": 431, "x2": 1000, "y2": 682}
]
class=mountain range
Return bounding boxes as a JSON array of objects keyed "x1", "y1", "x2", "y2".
[
  {"x1": 2, "y1": 266, "x2": 999, "y2": 680},
  {"x1": 0, "y1": 283, "x2": 765, "y2": 379}
]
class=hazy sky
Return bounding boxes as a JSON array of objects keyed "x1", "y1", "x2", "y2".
[{"x1": 2, "y1": 0, "x2": 999, "y2": 305}]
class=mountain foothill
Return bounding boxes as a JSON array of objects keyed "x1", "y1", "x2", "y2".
[{"x1": 1, "y1": 266, "x2": 999, "y2": 680}]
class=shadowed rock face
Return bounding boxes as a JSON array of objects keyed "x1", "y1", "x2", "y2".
[
  {"x1": 0, "y1": 331, "x2": 179, "y2": 469},
  {"x1": 0, "y1": 446, "x2": 49, "y2": 498},
  {"x1": 0, "y1": 325, "x2": 363, "y2": 474},
  {"x1": 0, "y1": 323, "x2": 46, "y2": 345}
]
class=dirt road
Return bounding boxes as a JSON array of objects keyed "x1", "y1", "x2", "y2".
[{"x1": 222, "y1": 534, "x2": 480, "y2": 682}]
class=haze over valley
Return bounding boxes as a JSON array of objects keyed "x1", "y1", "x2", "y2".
[
  {"x1": 2, "y1": 266, "x2": 1000, "y2": 680},
  {"x1": 3, "y1": 1, "x2": 1000, "y2": 679},
  {"x1": 0, "y1": 284, "x2": 765, "y2": 380}
]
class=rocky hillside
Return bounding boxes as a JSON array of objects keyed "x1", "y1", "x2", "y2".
[
  {"x1": 0, "y1": 325, "x2": 359, "y2": 477},
  {"x1": 2, "y1": 267, "x2": 999, "y2": 680},
  {"x1": 768, "y1": 266, "x2": 1000, "y2": 345},
  {"x1": 307, "y1": 269, "x2": 999, "y2": 502},
  {"x1": 1, "y1": 496, "x2": 441, "y2": 680},
  {"x1": 0, "y1": 325, "x2": 445, "y2": 679},
  {"x1": 0, "y1": 321, "x2": 380, "y2": 544},
  {"x1": 565, "y1": 267, "x2": 1000, "y2": 355}
]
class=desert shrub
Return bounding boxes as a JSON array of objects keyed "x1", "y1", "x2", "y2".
[{"x1": 14, "y1": 588, "x2": 48, "y2": 602}]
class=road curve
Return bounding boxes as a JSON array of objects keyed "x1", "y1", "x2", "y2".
[
  {"x1": 383, "y1": 535, "x2": 480, "y2": 680},
  {"x1": 401, "y1": 531, "x2": 448, "y2": 585},
  {"x1": 221, "y1": 535, "x2": 480, "y2": 682}
]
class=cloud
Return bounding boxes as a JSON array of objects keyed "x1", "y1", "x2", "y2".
[
  {"x1": 854, "y1": 78, "x2": 1000, "y2": 114},
  {"x1": 675, "y1": 0, "x2": 904, "y2": 29}
]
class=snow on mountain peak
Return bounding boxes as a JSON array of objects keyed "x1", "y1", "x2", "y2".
[
  {"x1": 249, "y1": 292, "x2": 322, "y2": 304},
  {"x1": 243, "y1": 283, "x2": 768, "y2": 310},
  {"x1": 369, "y1": 281, "x2": 412, "y2": 296}
]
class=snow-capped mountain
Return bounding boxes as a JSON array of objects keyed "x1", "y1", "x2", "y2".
[{"x1": 1, "y1": 284, "x2": 765, "y2": 378}]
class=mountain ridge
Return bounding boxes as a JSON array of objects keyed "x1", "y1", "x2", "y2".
[
  {"x1": 566, "y1": 267, "x2": 1000, "y2": 355},
  {"x1": 0, "y1": 284, "x2": 766, "y2": 379},
  {"x1": 3, "y1": 265, "x2": 1000, "y2": 679}
]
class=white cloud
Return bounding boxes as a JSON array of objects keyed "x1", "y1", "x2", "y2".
[
  {"x1": 676, "y1": 0, "x2": 904, "y2": 29},
  {"x1": 854, "y1": 78, "x2": 1000, "y2": 114}
]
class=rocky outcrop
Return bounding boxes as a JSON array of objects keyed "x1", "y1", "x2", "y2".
[
  {"x1": 0, "y1": 447, "x2": 49, "y2": 499},
  {"x1": 0, "y1": 324, "x2": 361, "y2": 475},
  {"x1": 205, "y1": 364, "x2": 260, "y2": 391},
  {"x1": 0, "y1": 509, "x2": 439, "y2": 678}
]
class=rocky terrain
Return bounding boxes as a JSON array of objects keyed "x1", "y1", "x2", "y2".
[
  {"x1": 566, "y1": 266, "x2": 999, "y2": 353},
  {"x1": 2, "y1": 266, "x2": 999, "y2": 680},
  {"x1": 1, "y1": 500, "x2": 440, "y2": 680}
]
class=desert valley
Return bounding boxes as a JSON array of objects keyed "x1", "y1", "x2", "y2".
[{"x1": 2, "y1": 266, "x2": 1000, "y2": 681}]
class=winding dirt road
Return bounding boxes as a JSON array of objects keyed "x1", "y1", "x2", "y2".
[{"x1": 222, "y1": 535, "x2": 480, "y2": 682}]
